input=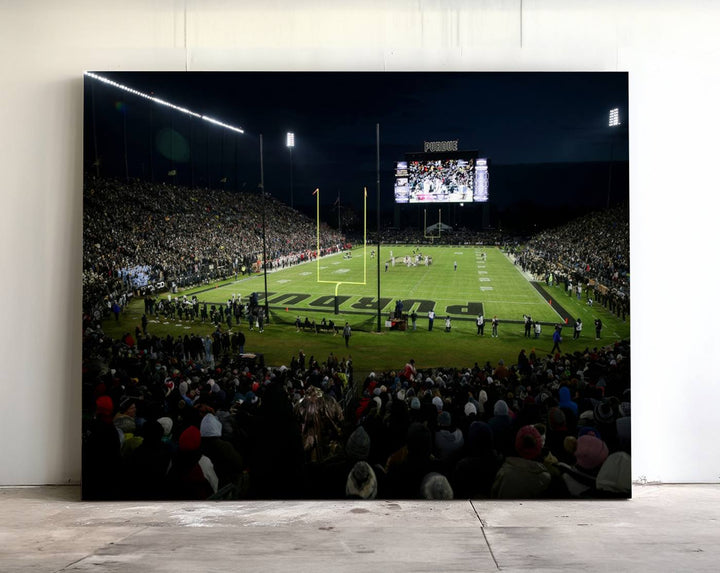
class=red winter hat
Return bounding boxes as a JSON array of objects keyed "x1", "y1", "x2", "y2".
[
  {"x1": 179, "y1": 425, "x2": 201, "y2": 451},
  {"x1": 95, "y1": 396, "x2": 113, "y2": 418},
  {"x1": 515, "y1": 425, "x2": 543, "y2": 460}
]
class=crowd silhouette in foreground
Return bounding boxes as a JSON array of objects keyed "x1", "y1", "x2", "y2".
[{"x1": 83, "y1": 316, "x2": 630, "y2": 500}]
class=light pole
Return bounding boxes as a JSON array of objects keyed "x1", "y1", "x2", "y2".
[
  {"x1": 607, "y1": 107, "x2": 621, "y2": 209},
  {"x1": 260, "y1": 134, "x2": 269, "y2": 323},
  {"x1": 376, "y1": 123, "x2": 381, "y2": 333},
  {"x1": 287, "y1": 132, "x2": 295, "y2": 209}
]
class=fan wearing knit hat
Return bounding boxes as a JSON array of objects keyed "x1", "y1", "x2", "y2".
[
  {"x1": 464, "y1": 402, "x2": 478, "y2": 418},
  {"x1": 95, "y1": 396, "x2": 114, "y2": 423},
  {"x1": 82, "y1": 396, "x2": 122, "y2": 500},
  {"x1": 515, "y1": 425, "x2": 543, "y2": 460},
  {"x1": 199, "y1": 414, "x2": 244, "y2": 491},
  {"x1": 493, "y1": 399, "x2": 509, "y2": 416},
  {"x1": 546, "y1": 407, "x2": 574, "y2": 465},
  {"x1": 558, "y1": 434, "x2": 610, "y2": 498},
  {"x1": 113, "y1": 405, "x2": 144, "y2": 457},
  {"x1": 345, "y1": 461, "x2": 378, "y2": 499},
  {"x1": 452, "y1": 421, "x2": 503, "y2": 499},
  {"x1": 432, "y1": 395, "x2": 444, "y2": 412},
  {"x1": 165, "y1": 425, "x2": 219, "y2": 499},
  {"x1": 420, "y1": 472, "x2": 453, "y2": 500},
  {"x1": 434, "y1": 411, "x2": 464, "y2": 462},
  {"x1": 489, "y1": 399, "x2": 515, "y2": 457},
  {"x1": 345, "y1": 426, "x2": 371, "y2": 461},
  {"x1": 179, "y1": 425, "x2": 202, "y2": 451},
  {"x1": 574, "y1": 435, "x2": 609, "y2": 472},
  {"x1": 124, "y1": 420, "x2": 172, "y2": 500},
  {"x1": 383, "y1": 423, "x2": 439, "y2": 498},
  {"x1": 594, "y1": 401, "x2": 615, "y2": 426},
  {"x1": 490, "y1": 425, "x2": 552, "y2": 499},
  {"x1": 595, "y1": 451, "x2": 631, "y2": 497},
  {"x1": 157, "y1": 417, "x2": 174, "y2": 441}
]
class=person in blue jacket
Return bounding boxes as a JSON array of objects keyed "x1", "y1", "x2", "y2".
[{"x1": 551, "y1": 325, "x2": 562, "y2": 354}]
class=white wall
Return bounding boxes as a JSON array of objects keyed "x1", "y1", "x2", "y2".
[{"x1": 1, "y1": 0, "x2": 718, "y2": 485}]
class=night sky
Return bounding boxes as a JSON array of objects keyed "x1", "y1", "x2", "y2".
[{"x1": 84, "y1": 71, "x2": 629, "y2": 224}]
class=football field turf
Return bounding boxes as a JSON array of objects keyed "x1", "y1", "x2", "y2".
[
  {"x1": 106, "y1": 245, "x2": 629, "y2": 374},
  {"x1": 191, "y1": 245, "x2": 564, "y2": 332}
]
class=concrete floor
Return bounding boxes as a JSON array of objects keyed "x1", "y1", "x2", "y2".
[{"x1": 1, "y1": 485, "x2": 718, "y2": 572}]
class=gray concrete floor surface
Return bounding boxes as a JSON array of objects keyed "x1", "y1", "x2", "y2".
[{"x1": 1, "y1": 485, "x2": 718, "y2": 572}]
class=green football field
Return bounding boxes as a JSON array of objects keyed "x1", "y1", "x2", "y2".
[
  {"x1": 106, "y1": 245, "x2": 630, "y2": 375},
  {"x1": 191, "y1": 245, "x2": 564, "y2": 330}
]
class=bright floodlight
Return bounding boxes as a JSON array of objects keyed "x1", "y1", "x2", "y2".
[
  {"x1": 83, "y1": 71, "x2": 244, "y2": 134},
  {"x1": 287, "y1": 132, "x2": 295, "y2": 147},
  {"x1": 609, "y1": 108, "x2": 620, "y2": 127}
]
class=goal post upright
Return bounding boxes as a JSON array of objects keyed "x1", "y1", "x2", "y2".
[
  {"x1": 314, "y1": 186, "x2": 368, "y2": 315},
  {"x1": 424, "y1": 207, "x2": 442, "y2": 243},
  {"x1": 314, "y1": 187, "x2": 320, "y2": 284}
]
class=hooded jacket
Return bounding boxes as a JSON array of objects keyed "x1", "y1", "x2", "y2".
[{"x1": 491, "y1": 457, "x2": 552, "y2": 499}]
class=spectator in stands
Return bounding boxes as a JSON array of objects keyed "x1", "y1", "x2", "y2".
[
  {"x1": 491, "y1": 425, "x2": 553, "y2": 499},
  {"x1": 452, "y1": 421, "x2": 503, "y2": 499},
  {"x1": 166, "y1": 425, "x2": 218, "y2": 500}
]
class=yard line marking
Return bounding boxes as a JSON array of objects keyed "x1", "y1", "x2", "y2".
[
  {"x1": 405, "y1": 266, "x2": 434, "y2": 297},
  {"x1": 502, "y1": 250, "x2": 564, "y2": 320},
  {"x1": 481, "y1": 299, "x2": 549, "y2": 305}
]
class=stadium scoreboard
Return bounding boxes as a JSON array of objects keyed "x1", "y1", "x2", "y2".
[{"x1": 394, "y1": 143, "x2": 489, "y2": 204}]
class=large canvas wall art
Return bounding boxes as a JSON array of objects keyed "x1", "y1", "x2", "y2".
[{"x1": 82, "y1": 72, "x2": 630, "y2": 500}]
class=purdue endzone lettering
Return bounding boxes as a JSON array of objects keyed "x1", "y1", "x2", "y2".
[{"x1": 259, "y1": 292, "x2": 483, "y2": 316}]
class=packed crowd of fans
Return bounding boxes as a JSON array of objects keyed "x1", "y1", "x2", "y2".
[
  {"x1": 511, "y1": 205, "x2": 629, "y2": 318},
  {"x1": 83, "y1": 313, "x2": 630, "y2": 500},
  {"x1": 83, "y1": 177, "x2": 347, "y2": 315}
]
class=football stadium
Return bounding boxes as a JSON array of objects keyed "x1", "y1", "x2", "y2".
[{"x1": 82, "y1": 72, "x2": 630, "y2": 501}]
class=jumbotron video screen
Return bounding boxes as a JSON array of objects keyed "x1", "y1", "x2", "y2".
[{"x1": 394, "y1": 155, "x2": 489, "y2": 204}]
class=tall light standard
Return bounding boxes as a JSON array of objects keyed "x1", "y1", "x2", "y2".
[
  {"x1": 607, "y1": 107, "x2": 621, "y2": 209},
  {"x1": 260, "y1": 134, "x2": 269, "y2": 323},
  {"x1": 376, "y1": 123, "x2": 382, "y2": 333},
  {"x1": 286, "y1": 132, "x2": 295, "y2": 209}
]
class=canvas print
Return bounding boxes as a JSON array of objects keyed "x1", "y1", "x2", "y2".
[{"x1": 82, "y1": 72, "x2": 630, "y2": 500}]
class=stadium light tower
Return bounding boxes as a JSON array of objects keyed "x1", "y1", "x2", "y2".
[
  {"x1": 376, "y1": 123, "x2": 381, "y2": 333},
  {"x1": 607, "y1": 108, "x2": 621, "y2": 208},
  {"x1": 287, "y1": 132, "x2": 295, "y2": 208},
  {"x1": 260, "y1": 134, "x2": 270, "y2": 324}
]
